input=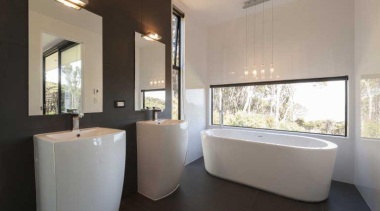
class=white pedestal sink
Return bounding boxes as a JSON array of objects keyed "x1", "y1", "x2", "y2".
[
  {"x1": 137, "y1": 119, "x2": 188, "y2": 201},
  {"x1": 34, "y1": 127, "x2": 126, "y2": 211}
]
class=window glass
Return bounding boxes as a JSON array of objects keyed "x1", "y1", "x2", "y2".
[
  {"x1": 172, "y1": 69, "x2": 179, "y2": 119},
  {"x1": 361, "y1": 75, "x2": 380, "y2": 139},
  {"x1": 212, "y1": 78, "x2": 347, "y2": 136},
  {"x1": 44, "y1": 52, "x2": 59, "y2": 115},
  {"x1": 61, "y1": 44, "x2": 82, "y2": 114}
]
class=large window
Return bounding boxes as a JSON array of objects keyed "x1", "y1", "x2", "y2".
[
  {"x1": 172, "y1": 7, "x2": 184, "y2": 119},
  {"x1": 43, "y1": 41, "x2": 82, "y2": 115},
  {"x1": 211, "y1": 77, "x2": 348, "y2": 136},
  {"x1": 361, "y1": 75, "x2": 380, "y2": 139}
]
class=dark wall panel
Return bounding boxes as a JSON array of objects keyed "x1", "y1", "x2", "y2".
[{"x1": 0, "y1": 0, "x2": 172, "y2": 210}]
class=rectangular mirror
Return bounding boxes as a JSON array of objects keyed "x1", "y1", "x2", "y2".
[
  {"x1": 135, "y1": 32, "x2": 166, "y2": 110},
  {"x1": 29, "y1": 0, "x2": 103, "y2": 116}
]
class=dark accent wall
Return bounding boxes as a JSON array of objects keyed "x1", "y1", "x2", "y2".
[{"x1": 0, "y1": 0, "x2": 172, "y2": 210}]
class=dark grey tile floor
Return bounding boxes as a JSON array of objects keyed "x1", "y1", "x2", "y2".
[{"x1": 120, "y1": 158, "x2": 370, "y2": 211}]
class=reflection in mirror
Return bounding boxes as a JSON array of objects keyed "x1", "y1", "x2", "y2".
[
  {"x1": 43, "y1": 34, "x2": 82, "y2": 115},
  {"x1": 29, "y1": 0, "x2": 103, "y2": 116},
  {"x1": 135, "y1": 32, "x2": 166, "y2": 110}
]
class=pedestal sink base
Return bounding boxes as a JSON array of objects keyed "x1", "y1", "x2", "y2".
[
  {"x1": 139, "y1": 185, "x2": 180, "y2": 201},
  {"x1": 137, "y1": 120, "x2": 188, "y2": 201},
  {"x1": 34, "y1": 128, "x2": 126, "y2": 211}
]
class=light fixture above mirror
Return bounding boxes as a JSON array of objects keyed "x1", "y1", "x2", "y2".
[
  {"x1": 143, "y1": 33, "x2": 162, "y2": 41},
  {"x1": 55, "y1": 0, "x2": 88, "y2": 10}
]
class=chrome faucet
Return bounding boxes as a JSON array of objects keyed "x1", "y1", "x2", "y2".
[
  {"x1": 72, "y1": 113, "x2": 84, "y2": 131},
  {"x1": 152, "y1": 107, "x2": 163, "y2": 121}
]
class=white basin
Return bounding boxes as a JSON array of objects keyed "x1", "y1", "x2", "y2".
[
  {"x1": 137, "y1": 119, "x2": 188, "y2": 200},
  {"x1": 45, "y1": 128, "x2": 98, "y2": 140},
  {"x1": 34, "y1": 127, "x2": 126, "y2": 211}
]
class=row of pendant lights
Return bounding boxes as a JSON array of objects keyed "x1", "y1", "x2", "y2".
[
  {"x1": 243, "y1": 0, "x2": 277, "y2": 80},
  {"x1": 149, "y1": 79, "x2": 165, "y2": 87}
]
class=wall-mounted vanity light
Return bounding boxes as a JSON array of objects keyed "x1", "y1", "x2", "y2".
[
  {"x1": 143, "y1": 33, "x2": 162, "y2": 41},
  {"x1": 55, "y1": 0, "x2": 88, "y2": 10}
]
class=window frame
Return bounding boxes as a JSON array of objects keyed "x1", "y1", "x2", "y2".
[
  {"x1": 43, "y1": 41, "x2": 79, "y2": 115},
  {"x1": 172, "y1": 6, "x2": 184, "y2": 119},
  {"x1": 210, "y1": 76, "x2": 349, "y2": 137}
]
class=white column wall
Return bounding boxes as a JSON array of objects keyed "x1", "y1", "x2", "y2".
[
  {"x1": 173, "y1": 1, "x2": 209, "y2": 165},
  {"x1": 354, "y1": 0, "x2": 380, "y2": 210}
]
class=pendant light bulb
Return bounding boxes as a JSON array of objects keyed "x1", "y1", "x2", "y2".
[
  {"x1": 270, "y1": 63, "x2": 274, "y2": 78},
  {"x1": 252, "y1": 66, "x2": 257, "y2": 77}
]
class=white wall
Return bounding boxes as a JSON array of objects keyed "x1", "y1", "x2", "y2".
[
  {"x1": 173, "y1": 1, "x2": 209, "y2": 165},
  {"x1": 207, "y1": 0, "x2": 356, "y2": 184},
  {"x1": 355, "y1": 0, "x2": 380, "y2": 210}
]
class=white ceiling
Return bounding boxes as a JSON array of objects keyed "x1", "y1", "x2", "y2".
[
  {"x1": 176, "y1": 0, "x2": 246, "y2": 25},
  {"x1": 175, "y1": 0, "x2": 293, "y2": 26},
  {"x1": 42, "y1": 33, "x2": 64, "y2": 51}
]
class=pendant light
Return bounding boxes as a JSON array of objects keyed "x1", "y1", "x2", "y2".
[
  {"x1": 252, "y1": 3, "x2": 257, "y2": 79},
  {"x1": 244, "y1": 5, "x2": 249, "y2": 78},
  {"x1": 261, "y1": 0, "x2": 265, "y2": 79},
  {"x1": 270, "y1": 0, "x2": 275, "y2": 78}
]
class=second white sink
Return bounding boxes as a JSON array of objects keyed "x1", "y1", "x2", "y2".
[{"x1": 137, "y1": 119, "x2": 188, "y2": 200}]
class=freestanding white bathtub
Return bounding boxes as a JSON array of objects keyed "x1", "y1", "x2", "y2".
[{"x1": 201, "y1": 129, "x2": 337, "y2": 202}]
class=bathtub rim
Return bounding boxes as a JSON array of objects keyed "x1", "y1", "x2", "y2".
[{"x1": 201, "y1": 128, "x2": 338, "y2": 150}]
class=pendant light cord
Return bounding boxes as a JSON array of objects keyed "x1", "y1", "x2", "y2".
[
  {"x1": 272, "y1": 0, "x2": 274, "y2": 64},
  {"x1": 246, "y1": 6, "x2": 248, "y2": 72},
  {"x1": 253, "y1": 3, "x2": 256, "y2": 68},
  {"x1": 262, "y1": 0, "x2": 265, "y2": 67}
]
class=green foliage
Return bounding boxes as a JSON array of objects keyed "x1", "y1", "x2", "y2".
[
  {"x1": 61, "y1": 64, "x2": 81, "y2": 113},
  {"x1": 146, "y1": 97, "x2": 165, "y2": 110},
  {"x1": 362, "y1": 121, "x2": 380, "y2": 139},
  {"x1": 45, "y1": 81, "x2": 59, "y2": 115}
]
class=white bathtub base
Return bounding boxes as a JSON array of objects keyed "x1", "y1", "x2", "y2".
[{"x1": 205, "y1": 169, "x2": 329, "y2": 202}]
